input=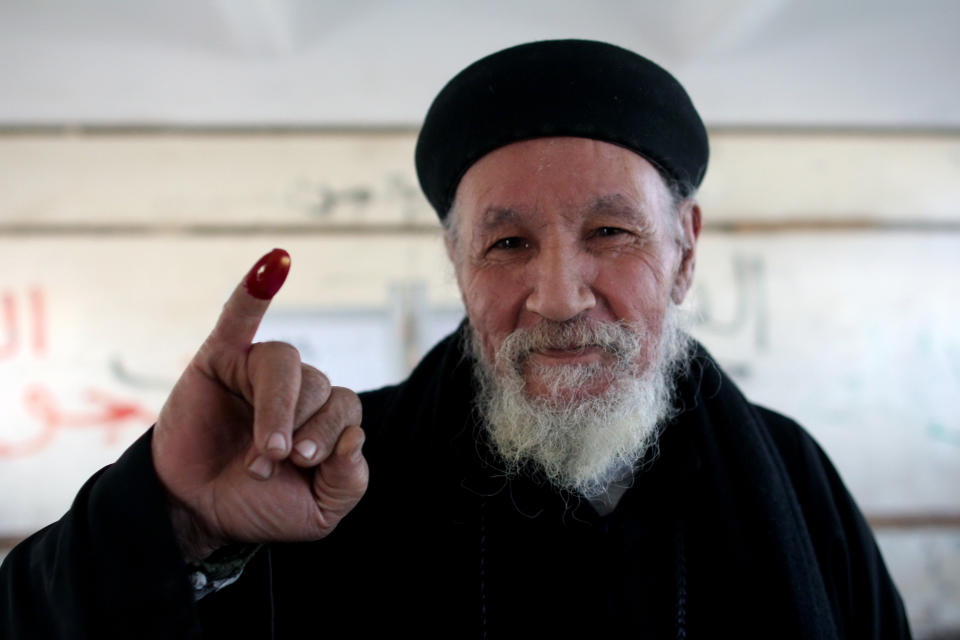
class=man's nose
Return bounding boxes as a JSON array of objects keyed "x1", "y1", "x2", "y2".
[{"x1": 524, "y1": 245, "x2": 596, "y2": 322}]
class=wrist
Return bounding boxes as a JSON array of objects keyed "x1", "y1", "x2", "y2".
[{"x1": 165, "y1": 495, "x2": 226, "y2": 563}]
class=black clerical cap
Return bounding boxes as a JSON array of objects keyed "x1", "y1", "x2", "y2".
[{"x1": 415, "y1": 39, "x2": 709, "y2": 219}]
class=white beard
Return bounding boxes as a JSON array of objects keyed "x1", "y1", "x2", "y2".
[{"x1": 470, "y1": 304, "x2": 692, "y2": 499}]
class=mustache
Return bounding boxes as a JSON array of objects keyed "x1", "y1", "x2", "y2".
[{"x1": 496, "y1": 318, "x2": 645, "y2": 367}]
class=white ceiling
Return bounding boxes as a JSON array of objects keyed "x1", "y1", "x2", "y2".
[{"x1": 1, "y1": 0, "x2": 957, "y2": 128}]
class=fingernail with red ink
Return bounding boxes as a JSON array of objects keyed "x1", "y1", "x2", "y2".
[{"x1": 244, "y1": 249, "x2": 291, "y2": 300}]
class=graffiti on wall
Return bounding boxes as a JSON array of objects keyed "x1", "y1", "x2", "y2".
[{"x1": 0, "y1": 286, "x2": 156, "y2": 459}]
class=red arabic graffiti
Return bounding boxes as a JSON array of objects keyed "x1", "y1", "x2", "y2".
[
  {"x1": 0, "y1": 384, "x2": 156, "y2": 458},
  {"x1": 0, "y1": 287, "x2": 47, "y2": 360},
  {"x1": 0, "y1": 293, "x2": 14, "y2": 360},
  {"x1": 30, "y1": 288, "x2": 46, "y2": 356}
]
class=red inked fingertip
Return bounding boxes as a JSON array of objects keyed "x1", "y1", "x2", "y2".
[{"x1": 244, "y1": 249, "x2": 291, "y2": 300}]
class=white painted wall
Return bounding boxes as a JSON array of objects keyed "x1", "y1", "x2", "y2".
[{"x1": 0, "y1": 0, "x2": 958, "y2": 127}]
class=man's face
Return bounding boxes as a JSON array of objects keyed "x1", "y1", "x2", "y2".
[{"x1": 448, "y1": 137, "x2": 700, "y2": 400}]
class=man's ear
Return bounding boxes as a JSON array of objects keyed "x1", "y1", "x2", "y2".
[
  {"x1": 444, "y1": 230, "x2": 457, "y2": 264},
  {"x1": 671, "y1": 200, "x2": 702, "y2": 304},
  {"x1": 444, "y1": 225, "x2": 469, "y2": 295}
]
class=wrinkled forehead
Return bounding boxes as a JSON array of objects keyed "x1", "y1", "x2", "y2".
[{"x1": 451, "y1": 137, "x2": 676, "y2": 228}]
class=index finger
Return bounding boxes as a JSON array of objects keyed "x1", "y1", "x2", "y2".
[{"x1": 208, "y1": 248, "x2": 291, "y2": 350}]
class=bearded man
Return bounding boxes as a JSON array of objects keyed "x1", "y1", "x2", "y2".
[{"x1": 1, "y1": 40, "x2": 910, "y2": 639}]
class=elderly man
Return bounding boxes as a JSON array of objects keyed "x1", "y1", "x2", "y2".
[{"x1": 1, "y1": 40, "x2": 910, "y2": 638}]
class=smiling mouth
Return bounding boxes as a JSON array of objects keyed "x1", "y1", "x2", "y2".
[{"x1": 528, "y1": 345, "x2": 608, "y2": 365}]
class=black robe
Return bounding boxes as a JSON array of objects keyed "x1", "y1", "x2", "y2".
[{"x1": 1, "y1": 329, "x2": 911, "y2": 639}]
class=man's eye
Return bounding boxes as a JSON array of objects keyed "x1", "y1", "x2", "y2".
[
  {"x1": 491, "y1": 237, "x2": 527, "y2": 250},
  {"x1": 594, "y1": 227, "x2": 625, "y2": 237}
]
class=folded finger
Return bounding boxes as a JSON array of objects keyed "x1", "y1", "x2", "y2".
[
  {"x1": 313, "y1": 425, "x2": 368, "y2": 518},
  {"x1": 247, "y1": 341, "x2": 303, "y2": 461},
  {"x1": 291, "y1": 364, "x2": 332, "y2": 432},
  {"x1": 291, "y1": 386, "x2": 362, "y2": 466}
]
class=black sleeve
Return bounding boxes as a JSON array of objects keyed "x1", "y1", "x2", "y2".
[
  {"x1": 757, "y1": 407, "x2": 913, "y2": 640},
  {"x1": 0, "y1": 430, "x2": 203, "y2": 639}
]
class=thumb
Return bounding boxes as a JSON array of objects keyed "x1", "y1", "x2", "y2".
[{"x1": 206, "y1": 248, "x2": 291, "y2": 351}]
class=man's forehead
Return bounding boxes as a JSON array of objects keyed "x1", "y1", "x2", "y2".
[
  {"x1": 455, "y1": 138, "x2": 672, "y2": 224},
  {"x1": 462, "y1": 135, "x2": 661, "y2": 176},
  {"x1": 477, "y1": 194, "x2": 645, "y2": 224}
]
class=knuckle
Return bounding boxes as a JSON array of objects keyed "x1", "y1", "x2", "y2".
[
  {"x1": 301, "y1": 364, "x2": 332, "y2": 395},
  {"x1": 333, "y1": 460, "x2": 369, "y2": 498},
  {"x1": 328, "y1": 386, "x2": 362, "y2": 425},
  {"x1": 353, "y1": 459, "x2": 370, "y2": 491},
  {"x1": 261, "y1": 340, "x2": 302, "y2": 362},
  {"x1": 247, "y1": 342, "x2": 303, "y2": 394},
  {"x1": 300, "y1": 387, "x2": 363, "y2": 451}
]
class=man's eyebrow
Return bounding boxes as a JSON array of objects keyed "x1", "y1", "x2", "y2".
[
  {"x1": 586, "y1": 194, "x2": 649, "y2": 225},
  {"x1": 478, "y1": 206, "x2": 522, "y2": 231},
  {"x1": 476, "y1": 197, "x2": 650, "y2": 232}
]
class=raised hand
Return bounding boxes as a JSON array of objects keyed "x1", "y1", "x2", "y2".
[{"x1": 150, "y1": 249, "x2": 368, "y2": 561}]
